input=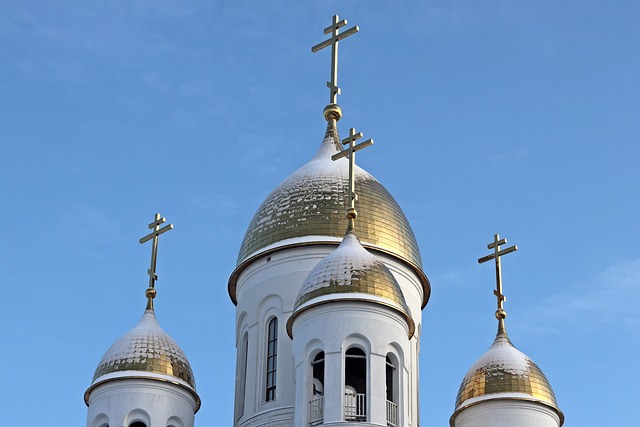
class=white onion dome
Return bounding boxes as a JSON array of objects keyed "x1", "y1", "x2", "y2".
[
  {"x1": 286, "y1": 226, "x2": 415, "y2": 339},
  {"x1": 451, "y1": 322, "x2": 563, "y2": 426},
  {"x1": 229, "y1": 119, "x2": 430, "y2": 306},
  {"x1": 84, "y1": 308, "x2": 200, "y2": 411}
]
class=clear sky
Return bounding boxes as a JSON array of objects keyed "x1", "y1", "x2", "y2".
[{"x1": 1, "y1": 1, "x2": 638, "y2": 426}]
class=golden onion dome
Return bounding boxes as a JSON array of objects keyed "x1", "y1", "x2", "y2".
[
  {"x1": 229, "y1": 119, "x2": 429, "y2": 306},
  {"x1": 451, "y1": 322, "x2": 563, "y2": 426},
  {"x1": 84, "y1": 308, "x2": 200, "y2": 411},
  {"x1": 286, "y1": 227, "x2": 415, "y2": 339}
]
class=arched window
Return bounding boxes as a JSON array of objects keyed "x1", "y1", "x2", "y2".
[
  {"x1": 345, "y1": 347, "x2": 366, "y2": 421},
  {"x1": 386, "y1": 354, "x2": 399, "y2": 426},
  {"x1": 235, "y1": 332, "x2": 249, "y2": 419},
  {"x1": 265, "y1": 317, "x2": 278, "y2": 402},
  {"x1": 386, "y1": 355, "x2": 398, "y2": 403},
  {"x1": 129, "y1": 422, "x2": 147, "y2": 427},
  {"x1": 312, "y1": 351, "x2": 325, "y2": 395},
  {"x1": 309, "y1": 351, "x2": 325, "y2": 424}
]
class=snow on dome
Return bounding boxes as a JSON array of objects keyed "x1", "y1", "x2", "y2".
[
  {"x1": 229, "y1": 121, "x2": 429, "y2": 306},
  {"x1": 85, "y1": 308, "x2": 199, "y2": 408},
  {"x1": 452, "y1": 325, "x2": 562, "y2": 424},
  {"x1": 286, "y1": 228, "x2": 415, "y2": 338}
]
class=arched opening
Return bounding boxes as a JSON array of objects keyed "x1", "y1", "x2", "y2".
[
  {"x1": 309, "y1": 351, "x2": 325, "y2": 425},
  {"x1": 386, "y1": 354, "x2": 399, "y2": 426},
  {"x1": 166, "y1": 415, "x2": 184, "y2": 427},
  {"x1": 312, "y1": 351, "x2": 325, "y2": 395},
  {"x1": 125, "y1": 409, "x2": 150, "y2": 427},
  {"x1": 345, "y1": 347, "x2": 366, "y2": 421},
  {"x1": 265, "y1": 317, "x2": 278, "y2": 402},
  {"x1": 92, "y1": 413, "x2": 109, "y2": 427}
]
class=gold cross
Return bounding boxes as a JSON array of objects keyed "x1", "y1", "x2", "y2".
[
  {"x1": 478, "y1": 233, "x2": 517, "y2": 316},
  {"x1": 139, "y1": 213, "x2": 173, "y2": 307},
  {"x1": 331, "y1": 128, "x2": 373, "y2": 214},
  {"x1": 312, "y1": 15, "x2": 359, "y2": 105}
]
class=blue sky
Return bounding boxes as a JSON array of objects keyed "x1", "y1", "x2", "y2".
[{"x1": 1, "y1": 1, "x2": 638, "y2": 426}]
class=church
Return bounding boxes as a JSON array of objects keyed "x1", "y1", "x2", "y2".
[{"x1": 82, "y1": 15, "x2": 564, "y2": 427}]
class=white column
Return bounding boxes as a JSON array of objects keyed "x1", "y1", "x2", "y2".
[
  {"x1": 323, "y1": 349, "x2": 344, "y2": 423},
  {"x1": 369, "y1": 352, "x2": 387, "y2": 424}
]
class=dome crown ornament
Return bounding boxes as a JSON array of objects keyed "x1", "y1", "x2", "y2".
[
  {"x1": 332, "y1": 127, "x2": 374, "y2": 223},
  {"x1": 478, "y1": 233, "x2": 517, "y2": 327},
  {"x1": 312, "y1": 14, "x2": 359, "y2": 106},
  {"x1": 139, "y1": 213, "x2": 173, "y2": 311}
]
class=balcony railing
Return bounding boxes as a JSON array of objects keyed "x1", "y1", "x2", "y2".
[
  {"x1": 345, "y1": 392, "x2": 366, "y2": 421},
  {"x1": 309, "y1": 396, "x2": 324, "y2": 425},
  {"x1": 386, "y1": 400, "x2": 398, "y2": 427},
  {"x1": 307, "y1": 394, "x2": 396, "y2": 425}
]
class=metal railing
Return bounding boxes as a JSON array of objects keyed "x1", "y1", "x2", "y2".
[
  {"x1": 344, "y1": 392, "x2": 366, "y2": 421},
  {"x1": 309, "y1": 396, "x2": 324, "y2": 425},
  {"x1": 386, "y1": 400, "x2": 398, "y2": 427}
]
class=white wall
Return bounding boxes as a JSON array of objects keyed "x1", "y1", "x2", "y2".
[
  {"x1": 233, "y1": 244, "x2": 425, "y2": 427},
  {"x1": 234, "y1": 246, "x2": 330, "y2": 427},
  {"x1": 86, "y1": 379, "x2": 196, "y2": 427},
  {"x1": 453, "y1": 400, "x2": 561, "y2": 427}
]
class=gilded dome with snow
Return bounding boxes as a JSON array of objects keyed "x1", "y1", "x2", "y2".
[
  {"x1": 286, "y1": 228, "x2": 415, "y2": 338},
  {"x1": 85, "y1": 308, "x2": 199, "y2": 409},
  {"x1": 452, "y1": 325, "x2": 563, "y2": 425},
  {"x1": 229, "y1": 122, "x2": 429, "y2": 305}
]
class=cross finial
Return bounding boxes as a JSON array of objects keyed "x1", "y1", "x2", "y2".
[
  {"x1": 331, "y1": 128, "x2": 373, "y2": 226},
  {"x1": 478, "y1": 233, "x2": 518, "y2": 324},
  {"x1": 312, "y1": 14, "x2": 359, "y2": 106},
  {"x1": 139, "y1": 213, "x2": 173, "y2": 310}
]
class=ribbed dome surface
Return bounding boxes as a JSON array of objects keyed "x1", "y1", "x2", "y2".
[
  {"x1": 90, "y1": 309, "x2": 196, "y2": 391},
  {"x1": 287, "y1": 229, "x2": 414, "y2": 338},
  {"x1": 453, "y1": 325, "x2": 562, "y2": 424},
  {"x1": 236, "y1": 122, "x2": 422, "y2": 270}
]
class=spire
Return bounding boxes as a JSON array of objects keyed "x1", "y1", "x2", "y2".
[
  {"x1": 478, "y1": 233, "x2": 518, "y2": 334},
  {"x1": 331, "y1": 127, "x2": 374, "y2": 230},
  {"x1": 311, "y1": 14, "x2": 374, "y2": 233},
  {"x1": 312, "y1": 14, "x2": 359, "y2": 106},
  {"x1": 139, "y1": 213, "x2": 173, "y2": 311}
]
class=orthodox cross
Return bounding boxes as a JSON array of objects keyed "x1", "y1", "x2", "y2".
[
  {"x1": 331, "y1": 128, "x2": 373, "y2": 213},
  {"x1": 139, "y1": 213, "x2": 173, "y2": 305},
  {"x1": 478, "y1": 233, "x2": 518, "y2": 315},
  {"x1": 312, "y1": 14, "x2": 359, "y2": 105}
]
